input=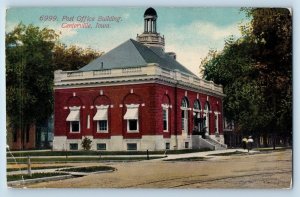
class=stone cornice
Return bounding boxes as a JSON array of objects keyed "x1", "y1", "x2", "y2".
[{"x1": 54, "y1": 64, "x2": 225, "y2": 97}]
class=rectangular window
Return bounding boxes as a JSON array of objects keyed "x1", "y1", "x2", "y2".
[
  {"x1": 97, "y1": 143, "x2": 107, "y2": 150},
  {"x1": 165, "y1": 143, "x2": 170, "y2": 150},
  {"x1": 163, "y1": 108, "x2": 168, "y2": 131},
  {"x1": 181, "y1": 110, "x2": 188, "y2": 132},
  {"x1": 66, "y1": 106, "x2": 80, "y2": 133},
  {"x1": 124, "y1": 104, "x2": 139, "y2": 133},
  {"x1": 215, "y1": 114, "x2": 219, "y2": 133},
  {"x1": 185, "y1": 142, "x2": 189, "y2": 149},
  {"x1": 98, "y1": 120, "x2": 108, "y2": 132},
  {"x1": 181, "y1": 110, "x2": 185, "y2": 130},
  {"x1": 93, "y1": 106, "x2": 109, "y2": 132},
  {"x1": 70, "y1": 121, "x2": 80, "y2": 132},
  {"x1": 69, "y1": 143, "x2": 78, "y2": 150},
  {"x1": 127, "y1": 143, "x2": 137, "y2": 151},
  {"x1": 128, "y1": 119, "x2": 138, "y2": 131}
]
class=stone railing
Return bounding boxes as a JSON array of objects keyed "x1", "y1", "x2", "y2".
[{"x1": 54, "y1": 63, "x2": 223, "y2": 94}]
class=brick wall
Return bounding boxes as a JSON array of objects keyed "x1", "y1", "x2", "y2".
[{"x1": 54, "y1": 83, "x2": 223, "y2": 139}]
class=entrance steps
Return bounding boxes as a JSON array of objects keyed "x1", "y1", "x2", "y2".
[{"x1": 192, "y1": 135, "x2": 227, "y2": 150}]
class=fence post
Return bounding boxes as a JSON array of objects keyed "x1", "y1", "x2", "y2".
[
  {"x1": 146, "y1": 149, "x2": 149, "y2": 160},
  {"x1": 27, "y1": 156, "x2": 32, "y2": 177}
]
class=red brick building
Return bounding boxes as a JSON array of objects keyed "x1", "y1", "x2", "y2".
[{"x1": 53, "y1": 8, "x2": 226, "y2": 151}]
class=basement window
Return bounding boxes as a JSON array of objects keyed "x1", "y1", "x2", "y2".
[
  {"x1": 69, "y1": 143, "x2": 78, "y2": 150},
  {"x1": 97, "y1": 143, "x2": 107, "y2": 150},
  {"x1": 185, "y1": 142, "x2": 189, "y2": 149},
  {"x1": 166, "y1": 143, "x2": 170, "y2": 150},
  {"x1": 127, "y1": 143, "x2": 137, "y2": 151}
]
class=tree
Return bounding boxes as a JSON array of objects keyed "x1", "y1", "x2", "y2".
[
  {"x1": 247, "y1": 8, "x2": 292, "y2": 148},
  {"x1": 53, "y1": 43, "x2": 102, "y2": 71},
  {"x1": 6, "y1": 24, "x2": 58, "y2": 149},
  {"x1": 201, "y1": 8, "x2": 292, "y2": 148},
  {"x1": 6, "y1": 23, "x2": 102, "y2": 149}
]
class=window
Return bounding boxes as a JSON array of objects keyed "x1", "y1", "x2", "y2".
[
  {"x1": 66, "y1": 106, "x2": 81, "y2": 133},
  {"x1": 193, "y1": 100, "x2": 201, "y2": 132},
  {"x1": 185, "y1": 142, "x2": 189, "y2": 149},
  {"x1": 128, "y1": 120, "x2": 138, "y2": 131},
  {"x1": 165, "y1": 143, "x2": 170, "y2": 150},
  {"x1": 97, "y1": 143, "x2": 107, "y2": 150},
  {"x1": 181, "y1": 98, "x2": 189, "y2": 133},
  {"x1": 98, "y1": 120, "x2": 108, "y2": 131},
  {"x1": 204, "y1": 102, "x2": 210, "y2": 134},
  {"x1": 124, "y1": 104, "x2": 139, "y2": 132},
  {"x1": 70, "y1": 121, "x2": 80, "y2": 132},
  {"x1": 127, "y1": 143, "x2": 137, "y2": 151},
  {"x1": 214, "y1": 113, "x2": 219, "y2": 134},
  {"x1": 162, "y1": 104, "x2": 169, "y2": 132},
  {"x1": 69, "y1": 143, "x2": 78, "y2": 150},
  {"x1": 93, "y1": 105, "x2": 109, "y2": 133}
]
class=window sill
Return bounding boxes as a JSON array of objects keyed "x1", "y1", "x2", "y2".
[
  {"x1": 97, "y1": 131, "x2": 109, "y2": 133},
  {"x1": 127, "y1": 130, "x2": 139, "y2": 133}
]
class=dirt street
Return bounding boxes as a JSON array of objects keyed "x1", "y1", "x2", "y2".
[{"x1": 26, "y1": 149, "x2": 292, "y2": 189}]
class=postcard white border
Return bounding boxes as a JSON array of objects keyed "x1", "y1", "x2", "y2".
[{"x1": 0, "y1": 0, "x2": 298, "y2": 197}]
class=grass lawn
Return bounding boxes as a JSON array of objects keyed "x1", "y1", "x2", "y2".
[
  {"x1": 7, "y1": 172, "x2": 69, "y2": 182},
  {"x1": 164, "y1": 157, "x2": 207, "y2": 161},
  {"x1": 7, "y1": 148, "x2": 211, "y2": 157},
  {"x1": 253, "y1": 147, "x2": 292, "y2": 152},
  {"x1": 208, "y1": 151, "x2": 247, "y2": 156},
  {"x1": 7, "y1": 156, "x2": 165, "y2": 164},
  {"x1": 57, "y1": 166, "x2": 115, "y2": 173},
  {"x1": 7, "y1": 165, "x2": 72, "y2": 172}
]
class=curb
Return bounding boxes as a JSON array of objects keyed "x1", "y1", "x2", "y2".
[{"x1": 7, "y1": 174, "x2": 73, "y2": 187}]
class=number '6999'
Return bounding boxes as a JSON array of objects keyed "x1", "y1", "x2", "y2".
[{"x1": 40, "y1": 15, "x2": 57, "y2": 21}]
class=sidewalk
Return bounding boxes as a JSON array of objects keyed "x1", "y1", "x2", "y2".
[
  {"x1": 7, "y1": 149, "x2": 257, "y2": 175},
  {"x1": 151, "y1": 148, "x2": 257, "y2": 161},
  {"x1": 7, "y1": 149, "x2": 255, "y2": 159}
]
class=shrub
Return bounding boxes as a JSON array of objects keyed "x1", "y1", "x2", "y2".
[{"x1": 81, "y1": 137, "x2": 92, "y2": 151}]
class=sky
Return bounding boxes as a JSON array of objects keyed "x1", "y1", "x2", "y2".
[{"x1": 6, "y1": 7, "x2": 248, "y2": 76}]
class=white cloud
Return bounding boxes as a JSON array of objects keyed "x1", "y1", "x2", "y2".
[
  {"x1": 164, "y1": 21, "x2": 242, "y2": 76},
  {"x1": 189, "y1": 21, "x2": 241, "y2": 41},
  {"x1": 83, "y1": 24, "x2": 142, "y2": 52},
  {"x1": 166, "y1": 43, "x2": 209, "y2": 77}
]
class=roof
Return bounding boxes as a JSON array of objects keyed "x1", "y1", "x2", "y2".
[
  {"x1": 144, "y1": 7, "x2": 157, "y2": 17},
  {"x1": 79, "y1": 39, "x2": 197, "y2": 77}
]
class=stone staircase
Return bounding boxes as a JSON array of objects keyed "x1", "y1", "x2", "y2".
[
  {"x1": 204, "y1": 137, "x2": 227, "y2": 150},
  {"x1": 192, "y1": 135, "x2": 227, "y2": 150}
]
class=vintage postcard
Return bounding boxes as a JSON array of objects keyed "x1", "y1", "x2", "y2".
[{"x1": 5, "y1": 7, "x2": 292, "y2": 188}]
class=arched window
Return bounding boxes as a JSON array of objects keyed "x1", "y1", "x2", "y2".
[
  {"x1": 162, "y1": 95, "x2": 170, "y2": 132},
  {"x1": 193, "y1": 100, "x2": 201, "y2": 132},
  {"x1": 181, "y1": 98, "x2": 189, "y2": 133},
  {"x1": 123, "y1": 93, "x2": 142, "y2": 133},
  {"x1": 203, "y1": 102, "x2": 210, "y2": 134},
  {"x1": 214, "y1": 104, "x2": 220, "y2": 134},
  {"x1": 66, "y1": 96, "x2": 82, "y2": 133},
  {"x1": 93, "y1": 95, "x2": 111, "y2": 133}
]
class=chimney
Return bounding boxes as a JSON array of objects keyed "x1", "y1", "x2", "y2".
[{"x1": 166, "y1": 52, "x2": 176, "y2": 60}]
